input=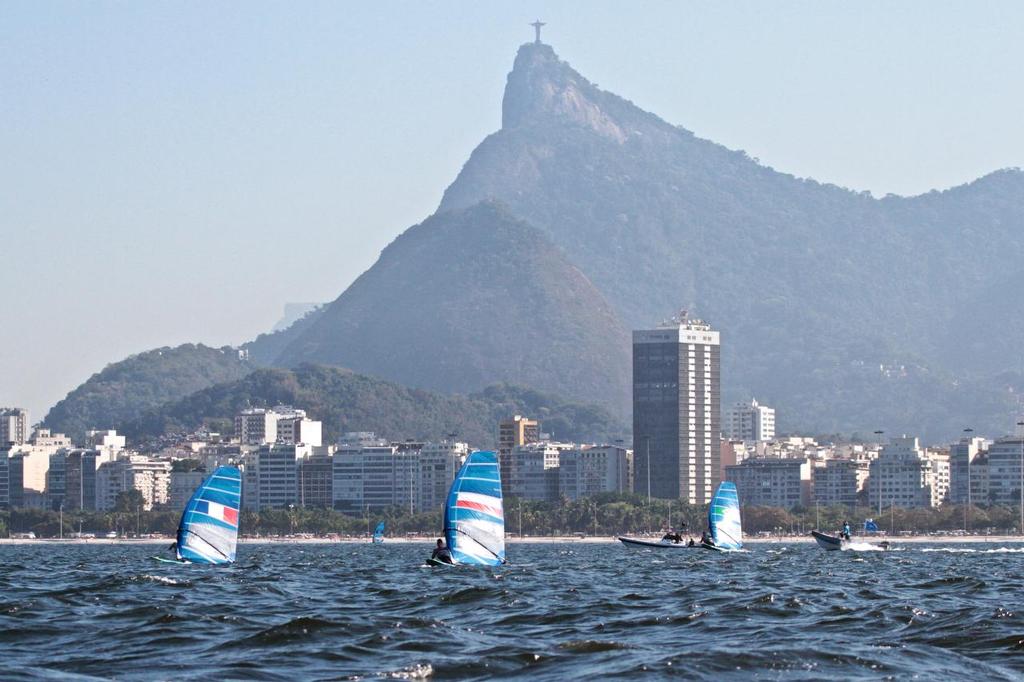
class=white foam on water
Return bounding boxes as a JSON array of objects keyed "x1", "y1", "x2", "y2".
[
  {"x1": 920, "y1": 546, "x2": 1024, "y2": 554},
  {"x1": 842, "y1": 542, "x2": 886, "y2": 552}
]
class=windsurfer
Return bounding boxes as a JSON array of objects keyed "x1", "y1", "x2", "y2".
[{"x1": 431, "y1": 538, "x2": 453, "y2": 564}]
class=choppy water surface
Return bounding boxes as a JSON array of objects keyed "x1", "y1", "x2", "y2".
[{"x1": 2, "y1": 541, "x2": 1024, "y2": 680}]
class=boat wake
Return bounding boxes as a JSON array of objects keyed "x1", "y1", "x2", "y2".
[
  {"x1": 921, "y1": 547, "x2": 1024, "y2": 554},
  {"x1": 842, "y1": 542, "x2": 886, "y2": 552}
]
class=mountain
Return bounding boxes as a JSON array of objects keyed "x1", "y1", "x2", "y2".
[
  {"x1": 120, "y1": 364, "x2": 625, "y2": 447},
  {"x1": 53, "y1": 40, "x2": 1024, "y2": 441},
  {"x1": 431, "y1": 42, "x2": 1024, "y2": 439},
  {"x1": 266, "y1": 201, "x2": 631, "y2": 412},
  {"x1": 44, "y1": 344, "x2": 254, "y2": 440}
]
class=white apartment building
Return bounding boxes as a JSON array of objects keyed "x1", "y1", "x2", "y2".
[
  {"x1": 559, "y1": 445, "x2": 632, "y2": 500},
  {"x1": 725, "y1": 399, "x2": 776, "y2": 442},
  {"x1": 813, "y1": 458, "x2": 870, "y2": 507},
  {"x1": 726, "y1": 457, "x2": 811, "y2": 509},
  {"x1": 868, "y1": 436, "x2": 949, "y2": 509},
  {"x1": 235, "y1": 406, "x2": 322, "y2": 447},
  {"x1": 0, "y1": 408, "x2": 30, "y2": 446},
  {"x1": 507, "y1": 442, "x2": 570, "y2": 502},
  {"x1": 242, "y1": 444, "x2": 301, "y2": 511},
  {"x1": 331, "y1": 437, "x2": 469, "y2": 514},
  {"x1": 86, "y1": 430, "x2": 126, "y2": 458},
  {"x1": 95, "y1": 455, "x2": 172, "y2": 511},
  {"x1": 417, "y1": 440, "x2": 469, "y2": 513}
]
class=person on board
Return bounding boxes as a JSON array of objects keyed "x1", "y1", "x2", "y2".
[
  {"x1": 431, "y1": 538, "x2": 453, "y2": 564},
  {"x1": 841, "y1": 521, "x2": 852, "y2": 541},
  {"x1": 700, "y1": 530, "x2": 714, "y2": 547},
  {"x1": 661, "y1": 529, "x2": 684, "y2": 544},
  {"x1": 687, "y1": 538, "x2": 696, "y2": 547}
]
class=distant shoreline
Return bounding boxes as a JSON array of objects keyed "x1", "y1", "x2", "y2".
[{"x1": 2, "y1": 534, "x2": 1022, "y2": 546}]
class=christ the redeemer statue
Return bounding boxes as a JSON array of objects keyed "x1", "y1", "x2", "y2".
[{"x1": 530, "y1": 20, "x2": 545, "y2": 44}]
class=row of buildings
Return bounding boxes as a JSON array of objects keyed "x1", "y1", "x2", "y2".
[
  {"x1": 0, "y1": 405, "x2": 634, "y2": 514},
  {"x1": 722, "y1": 434, "x2": 1024, "y2": 510}
]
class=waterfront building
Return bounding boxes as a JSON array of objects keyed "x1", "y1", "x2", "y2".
[
  {"x1": 498, "y1": 416, "x2": 539, "y2": 490},
  {"x1": 726, "y1": 457, "x2": 810, "y2": 509},
  {"x1": 242, "y1": 444, "x2": 301, "y2": 510},
  {"x1": 506, "y1": 442, "x2": 567, "y2": 501},
  {"x1": 0, "y1": 450, "x2": 9, "y2": 508},
  {"x1": 813, "y1": 458, "x2": 870, "y2": 507},
  {"x1": 48, "y1": 449, "x2": 111, "y2": 511},
  {"x1": 95, "y1": 455, "x2": 171, "y2": 511},
  {"x1": 332, "y1": 441, "x2": 411, "y2": 513},
  {"x1": 559, "y1": 445, "x2": 632, "y2": 500},
  {"x1": 949, "y1": 436, "x2": 989, "y2": 504},
  {"x1": 0, "y1": 408, "x2": 30, "y2": 446},
  {"x1": 985, "y1": 437, "x2": 1024, "y2": 506},
  {"x1": 298, "y1": 448, "x2": 334, "y2": 509},
  {"x1": 416, "y1": 440, "x2": 468, "y2": 512},
  {"x1": 724, "y1": 399, "x2": 775, "y2": 442},
  {"x1": 169, "y1": 469, "x2": 207, "y2": 509},
  {"x1": 633, "y1": 312, "x2": 720, "y2": 504},
  {"x1": 867, "y1": 436, "x2": 949, "y2": 509}
]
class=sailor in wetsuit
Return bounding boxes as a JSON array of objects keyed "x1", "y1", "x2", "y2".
[
  {"x1": 431, "y1": 538, "x2": 453, "y2": 564},
  {"x1": 700, "y1": 530, "x2": 714, "y2": 547}
]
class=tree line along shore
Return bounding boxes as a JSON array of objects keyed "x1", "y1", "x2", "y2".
[{"x1": 3, "y1": 493, "x2": 1023, "y2": 540}]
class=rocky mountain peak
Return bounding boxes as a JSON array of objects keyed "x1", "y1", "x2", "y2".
[{"x1": 501, "y1": 42, "x2": 627, "y2": 142}]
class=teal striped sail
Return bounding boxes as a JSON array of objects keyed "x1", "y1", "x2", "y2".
[
  {"x1": 444, "y1": 451, "x2": 506, "y2": 566},
  {"x1": 176, "y1": 466, "x2": 241, "y2": 564},
  {"x1": 708, "y1": 481, "x2": 742, "y2": 551},
  {"x1": 372, "y1": 521, "x2": 385, "y2": 544}
]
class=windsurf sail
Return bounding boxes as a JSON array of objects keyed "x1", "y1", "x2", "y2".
[
  {"x1": 444, "y1": 450, "x2": 506, "y2": 566},
  {"x1": 864, "y1": 518, "x2": 879, "y2": 533},
  {"x1": 708, "y1": 481, "x2": 743, "y2": 550},
  {"x1": 176, "y1": 466, "x2": 241, "y2": 565},
  {"x1": 373, "y1": 520, "x2": 385, "y2": 543}
]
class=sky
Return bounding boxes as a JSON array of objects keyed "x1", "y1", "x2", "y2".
[{"x1": 2, "y1": 1, "x2": 1022, "y2": 422}]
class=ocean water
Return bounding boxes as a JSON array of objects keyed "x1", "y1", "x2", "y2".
[{"x1": 2, "y1": 541, "x2": 1024, "y2": 680}]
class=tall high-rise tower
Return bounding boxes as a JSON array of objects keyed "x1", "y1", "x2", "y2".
[{"x1": 632, "y1": 312, "x2": 721, "y2": 504}]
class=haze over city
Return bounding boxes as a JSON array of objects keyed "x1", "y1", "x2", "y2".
[{"x1": 4, "y1": 1, "x2": 1024, "y2": 421}]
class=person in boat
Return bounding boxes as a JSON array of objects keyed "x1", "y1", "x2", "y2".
[
  {"x1": 688, "y1": 538, "x2": 696, "y2": 547},
  {"x1": 661, "y1": 528, "x2": 684, "y2": 544},
  {"x1": 431, "y1": 538, "x2": 453, "y2": 564},
  {"x1": 841, "y1": 521, "x2": 851, "y2": 541},
  {"x1": 700, "y1": 530, "x2": 714, "y2": 547}
]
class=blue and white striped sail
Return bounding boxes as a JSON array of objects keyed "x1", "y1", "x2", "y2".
[
  {"x1": 444, "y1": 451, "x2": 506, "y2": 566},
  {"x1": 708, "y1": 481, "x2": 743, "y2": 551},
  {"x1": 372, "y1": 521, "x2": 385, "y2": 544},
  {"x1": 176, "y1": 466, "x2": 241, "y2": 565}
]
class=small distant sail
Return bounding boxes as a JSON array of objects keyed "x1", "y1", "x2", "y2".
[
  {"x1": 864, "y1": 518, "x2": 880, "y2": 533},
  {"x1": 444, "y1": 450, "x2": 506, "y2": 566},
  {"x1": 176, "y1": 466, "x2": 241, "y2": 565},
  {"x1": 708, "y1": 481, "x2": 743, "y2": 550},
  {"x1": 373, "y1": 521, "x2": 386, "y2": 544}
]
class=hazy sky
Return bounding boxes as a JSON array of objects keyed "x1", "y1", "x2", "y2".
[{"x1": 2, "y1": 1, "x2": 1022, "y2": 422}]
